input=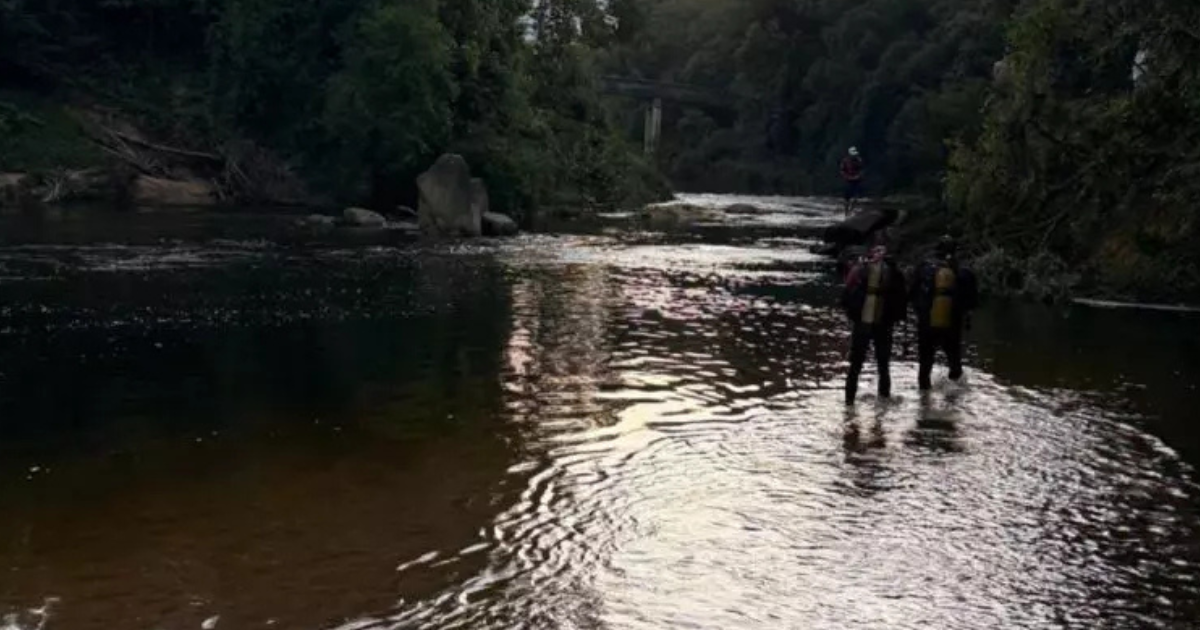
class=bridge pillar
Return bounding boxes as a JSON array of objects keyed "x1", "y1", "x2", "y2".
[{"x1": 643, "y1": 98, "x2": 662, "y2": 155}]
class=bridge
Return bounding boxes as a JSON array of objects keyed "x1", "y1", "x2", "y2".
[
  {"x1": 598, "y1": 76, "x2": 730, "y2": 110},
  {"x1": 598, "y1": 76, "x2": 732, "y2": 155}
]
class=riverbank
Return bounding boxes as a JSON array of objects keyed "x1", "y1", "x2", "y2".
[
  {"x1": 4, "y1": 88, "x2": 1192, "y2": 305},
  {"x1": 883, "y1": 195, "x2": 1200, "y2": 306},
  {"x1": 0, "y1": 90, "x2": 318, "y2": 210}
]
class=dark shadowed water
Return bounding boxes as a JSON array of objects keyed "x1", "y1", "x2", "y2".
[{"x1": 0, "y1": 197, "x2": 1198, "y2": 630}]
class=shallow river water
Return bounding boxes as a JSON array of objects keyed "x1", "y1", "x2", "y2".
[{"x1": 0, "y1": 196, "x2": 1198, "y2": 629}]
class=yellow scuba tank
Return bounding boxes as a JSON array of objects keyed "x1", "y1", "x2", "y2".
[
  {"x1": 860, "y1": 261, "x2": 887, "y2": 325},
  {"x1": 930, "y1": 264, "x2": 957, "y2": 329}
]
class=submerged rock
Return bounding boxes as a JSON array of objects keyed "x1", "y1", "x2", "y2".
[
  {"x1": 482, "y1": 212, "x2": 519, "y2": 236},
  {"x1": 417, "y1": 154, "x2": 480, "y2": 237},
  {"x1": 334, "y1": 223, "x2": 419, "y2": 246},
  {"x1": 342, "y1": 207, "x2": 386, "y2": 227},
  {"x1": 640, "y1": 203, "x2": 722, "y2": 226},
  {"x1": 296, "y1": 213, "x2": 337, "y2": 233}
]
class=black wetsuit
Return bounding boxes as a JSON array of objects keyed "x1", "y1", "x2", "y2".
[
  {"x1": 841, "y1": 257, "x2": 907, "y2": 404},
  {"x1": 910, "y1": 257, "x2": 979, "y2": 390}
]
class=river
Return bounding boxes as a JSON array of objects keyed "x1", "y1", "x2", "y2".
[{"x1": 0, "y1": 196, "x2": 1198, "y2": 629}]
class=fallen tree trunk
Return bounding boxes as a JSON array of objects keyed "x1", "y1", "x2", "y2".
[{"x1": 105, "y1": 128, "x2": 222, "y2": 163}]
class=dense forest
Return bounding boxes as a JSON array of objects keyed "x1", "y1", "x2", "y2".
[
  {"x1": 602, "y1": 0, "x2": 1198, "y2": 299},
  {"x1": 0, "y1": 0, "x2": 666, "y2": 213},
  {"x1": 601, "y1": 0, "x2": 1008, "y2": 197},
  {"x1": 1, "y1": 0, "x2": 1198, "y2": 299}
]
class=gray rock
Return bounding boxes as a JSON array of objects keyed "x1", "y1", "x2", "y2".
[
  {"x1": 470, "y1": 178, "x2": 489, "y2": 217},
  {"x1": 417, "y1": 154, "x2": 480, "y2": 237},
  {"x1": 482, "y1": 212, "x2": 519, "y2": 236},
  {"x1": 343, "y1": 206, "x2": 387, "y2": 227},
  {"x1": 394, "y1": 205, "x2": 418, "y2": 220}
]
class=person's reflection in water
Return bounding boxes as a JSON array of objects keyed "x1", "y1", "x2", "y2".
[
  {"x1": 841, "y1": 405, "x2": 894, "y2": 495},
  {"x1": 905, "y1": 389, "x2": 964, "y2": 454},
  {"x1": 843, "y1": 405, "x2": 888, "y2": 454}
]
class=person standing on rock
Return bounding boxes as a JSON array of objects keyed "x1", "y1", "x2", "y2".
[
  {"x1": 839, "y1": 147, "x2": 865, "y2": 218},
  {"x1": 910, "y1": 236, "x2": 979, "y2": 391},
  {"x1": 841, "y1": 239, "x2": 907, "y2": 405}
]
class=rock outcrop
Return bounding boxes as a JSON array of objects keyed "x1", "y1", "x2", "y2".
[
  {"x1": 417, "y1": 154, "x2": 480, "y2": 237},
  {"x1": 130, "y1": 176, "x2": 216, "y2": 207}
]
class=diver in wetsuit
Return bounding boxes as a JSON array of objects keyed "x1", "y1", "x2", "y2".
[
  {"x1": 841, "y1": 242, "x2": 907, "y2": 405},
  {"x1": 910, "y1": 236, "x2": 979, "y2": 390}
]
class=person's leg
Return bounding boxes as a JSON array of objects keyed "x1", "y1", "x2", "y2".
[
  {"x1": 917, "y1": 327, "x2": 935, "y2": 390},
  {"x1": 875, "y1": 326, "x2": 894, "y2": 398},
  {"x1": 845, "y1": 324, "x2": 870, "y2": 404},
  {"x1": 946, "y1": 328, "x2": 964, "y2": 381}
]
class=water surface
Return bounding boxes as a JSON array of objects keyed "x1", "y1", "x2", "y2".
[{"x1": 0, "y1": 197, "x2": 1198, "y2": 629}]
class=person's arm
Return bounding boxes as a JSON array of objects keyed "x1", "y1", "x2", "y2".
[{"x1": 841, "y1": 265, "x2": 862, "y2": 318}]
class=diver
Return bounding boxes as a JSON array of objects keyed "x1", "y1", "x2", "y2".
[
  {"x1": 841, "y1": 237, "x2": 907, "y2": 405},
  {"x1": 910, "y1": 235, "x2": 979, "y2": 390}
]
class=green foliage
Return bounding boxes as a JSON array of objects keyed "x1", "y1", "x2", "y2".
[
  {"x1": 949, "y1": 0, "x2": 1200, "y2": 299},
  {"x1": 0, "y1": 0, "x2": 662, "y2": 215},
  {"x1": 323, "y1": 1, "x2": 455, "y2": 198},
  {"x1": 0, "y1": 91, "x2": 103, "y2": 171},
  {"x1": 604, "y1": 0, "x2": 1005, "y2": 195}
]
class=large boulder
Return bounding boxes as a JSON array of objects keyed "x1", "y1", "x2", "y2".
[
  {"x1": 822, "y1": 207, "x2": 899, "y2": 248},
  {"x1": 131, "y1": 176, "x2": 216, "y2": 207},
  {"x1": 482, "y1": 212, "x2": 519, "y2": 236},
  {"x1": 417, "y1": 154, "x2": 480, "y2": 237},
  {"x1": 342, "y1": 207, "x2": 386, "y2": 227}
]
